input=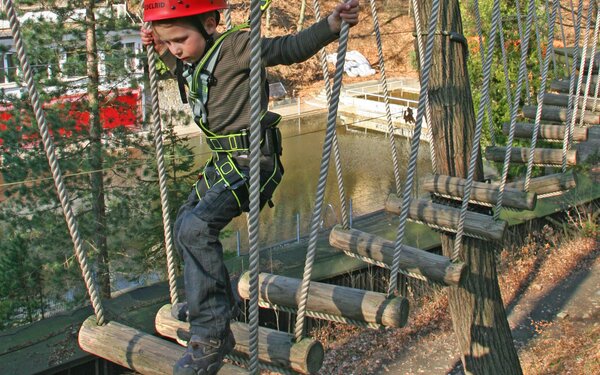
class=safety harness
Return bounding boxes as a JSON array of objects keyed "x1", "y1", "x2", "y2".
[{"x1": 181, "y1": 24, "x2": 283, "y2": 209}]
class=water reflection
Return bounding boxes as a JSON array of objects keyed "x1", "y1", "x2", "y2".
[{"x1": 184, "y1": 113, "x2": 432, "y2": 253}]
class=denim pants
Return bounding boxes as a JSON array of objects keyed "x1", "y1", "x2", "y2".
[{"x1": 173, "y1": 159, "x2": 282, "y2": 339}]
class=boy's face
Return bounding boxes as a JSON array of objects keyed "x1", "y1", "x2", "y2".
[{"x1": 153, "y1": 18, "x2": 214, "y2": 64}]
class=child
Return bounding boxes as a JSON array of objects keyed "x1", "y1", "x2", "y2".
[{"x1": 141, "y1": 1, "x2": 360, "y2": 374}]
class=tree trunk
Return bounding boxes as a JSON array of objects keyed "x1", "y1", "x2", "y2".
[
  {"x1": 86, "y1": 1, "x2": 110, "y2": 299},
  {"x1": 414, "y1": 1, "x2": 522, "y2": 374}
]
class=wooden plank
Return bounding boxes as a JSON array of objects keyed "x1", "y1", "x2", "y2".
[
  {"x1": 485, "y1": 146, "x2": 578, "y2": 166},
  {"x1": 328, "y1": 226, "x2": 465, "y2": 286},
  {"x1": 155, "y1": 305, "x2": 323, "y2": 375},
  {"x1": 521, "y1": 105, "x2": 600, "y2": 125},
  {"x1": 502, "y1": 121, "x2": 588, "y2": 142},
  {"x1": 421, "y1": 174, "x2": 537, "y2": 210},
  {"x1": 78, "y1": 316, "x2": 248, "y2": 375},
  {"x1": 505, "y1": 172, "x2": 577, "y2": 197},
  {"x1": 543, "y1": 92, "x2": 600, "y2": 113},
  {"x1": 237, "y1": 272, "x2": 409, "y2": 328},
  {"x1": 550, "y1": 79, "x2": 598, "y2": 95},
  {"x1": 384, "y1": 196, "x2": 507, "y2": 241}
]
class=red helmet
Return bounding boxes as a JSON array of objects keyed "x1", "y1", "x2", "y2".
[{"x1": 143, "y1": 0, "x2": 228, "y2": 22}]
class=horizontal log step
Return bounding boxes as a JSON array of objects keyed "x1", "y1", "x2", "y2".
[
  {"x1": 328, "y1": 225, "x2": 466, "y2": 286},
  {"x1": 155, "y1": 305, "x2": 323, "y2": 375},
  {"x1": 485, "y1": 146, "x2": 578, "y2": 166},
  {"x1": 543, "y1": 92, "x2": 600, "y2": 113},
  {"x1": 502, "y1": 122, "x2": 588, "y2": 142},
  {"x1": 237, "y1": 272, "x2": 409, "y2": 328},
  {"x1": 79, "y1": 316, "x2": 248, "y2": 375},
  {"x1": 384, "y1": 196, "x2": 507, "y2": 241},
  {"x1": 422, "y1": 174, "x2": 536, "y2": 210},
  {"x1": 550, "y1": 79, "x2": 597, "y2": 95},
  {"x1": 521, "y1": 105, "x2": 600, "y2": 125},
  {"x1": 505, "y1": 172, "x2": 577, "y2": 198}
]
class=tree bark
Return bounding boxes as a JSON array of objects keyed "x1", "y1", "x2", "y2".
[
  {"x1": 414, "y1": 1, "x2": 522, "y2": 374},
  {"x1": 86, "y1": 1, "x2": 110, "y2": 299}
]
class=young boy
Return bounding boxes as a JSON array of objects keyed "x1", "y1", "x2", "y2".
[{"x1": 141, "y1": 1, "x2": 359, "y2": 374}]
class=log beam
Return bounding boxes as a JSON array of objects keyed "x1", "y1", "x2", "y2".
[
  {"x1": 505, "y1": 172, "x2": 577, "y2": 197},
  {"x1": 384, "y1": 196, "x2": 507, "y2": 241},
  {"x1": 237, "y1": 272, "x2": 409, "y2": 328},
  {"x1": 521, "y1": 105, "x2": 600, "y2": 125},
  {"x1": 543, "y1": 92, "x2": 600, "y2": 113},
  {"x1": 550, "y1": 79, "x2": 597, "y2": 95},
  {"x1": 502, "y1": 122, "x2": 588, "y2": 142},
  {"x1": 421, "y1": 174, "x2": 536, "y2": 210},
  {"x1": 485, "y1": 146, "x2": 578, "y2": 166},
  {"x1": 154, "y1": 305, "x2": 323, "y2": 374},
  {"x1": 328, "y1": 226, "x2": 466, "y2": 286},
  {"x1": 78, "y1": 316, "x2": 247, "y2": 375}
]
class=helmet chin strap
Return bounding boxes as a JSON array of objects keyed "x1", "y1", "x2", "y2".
[{"x1": 197, "y1": 22, "x2": 215, "y2": 56}]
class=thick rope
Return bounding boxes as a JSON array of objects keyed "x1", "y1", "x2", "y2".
[
  {"x1": 498, "y1": 18, "x2": 515, "y2": 123},
  {"x1": 452, "y1": 0, "x2": 502, "y2": 261},
  {"x1": 593, "y1": 63, "x2": 600, "y2": 111},
  {"x1": 407, "y1": 0, "x2": 438, "y2": 174},
  {"x1": 224, "y1": 0, "x2": 233, "y2": 30},
  {"x1": 524, "y1": 0, "x2": 559, "y2": 192},
  {"x1": 310, "y1": 0, "x2": 350, "y2": 230},
  {"x1": 561, "y1": 0, "x2": 583, "y2": 172},
  {"x1": 144, "y1": 21, "x2": 179, "y2": 307},
  {"x1": 472, "y1": 0, "x2": 497, "y2": 147},
  {"x1": 577, "y1": 1, "x2": 599, "y2": 126},
  {"x1": 246, "y1": 0, "x2": 264, "y2": 371},
  {"x1": 294, "y1": 18, "x2": 351, "y2": 342},
  {"x1": 494, "y1": 0, "x2": 536, "y2": 220},
  {"x1": 368, "y1": 0, "x2": 405, "y2": 191},
  {"x1": 545, "y1": 0, "x2": 558, "y2": 77},
  {"x1": 2, "y1": 0, "x2": 106, "y2": 325},
  {"x1": 557, "y1": 2, "x2": 571, "y2": 77},
  {"x1": 388, "y1": 0, "x2": 440, "y2": 296},
  {"x1": 514, "y1": 0, "x2": 533, "y2": 104}
]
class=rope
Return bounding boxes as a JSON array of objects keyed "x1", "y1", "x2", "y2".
[
  {"x1": 226, "y1": 353, "x2": 298, "y2": 375},
  {"x1": 407, "y1": 0, "x2": 438, "y2": 174},
  {"x1": 224, "y1": 0, "x2": 233, "y2": 30},
  {"x1": 577, "y1": 1, "x2": 600, "y2": 127},
  {"x1": 561, "y1": 0, "x2": 583, "y2": 172},
  {"x1": 472, "y1": 0, "x2": 496, "y2": 147},
  {"x1": 246, "y1": 0, "x2": 264, "y2": 371},
  {"x1": 388, "y1": 0, "x2": 440, "y2": 296},
  {"x1": 340, "y1": 250, "x2": 430, "y2": 282},
  {"x1": 144, "y1": 21, "x2": 179, "y2": 307},
  {"x1": 514, "y1": 0, "x2": 533, "y2": 105},
  {"x1": 525, "y1": 0, "x2": 559, "y2": 192},
  {"x1": 498, "y1": 18, "x2": 515, "y2": 124},
  {"x1": 310, "y1": 0, "x2": 350, "y2": 230},
  {"x1": 545, "y1": 0, "x2": 558, "y2": 77},
  {"x1": 1, "y1": 0, "x2": 106, "y2": 325},
  {"x1": 368, "y1": 0, "x2": 405, "y2": 192},
  {"x1": 494, "y1": 0, "x2": 536, "y2": 220},
  {"x1": 452, "y1": 0, "x2": 502, "y2": 260},
  {"x1": 557, "y1": 2, "x2": 571, "y2": 77},
  {"x1": 294, "y1": 15, "x2": 351, "y2": 342}
]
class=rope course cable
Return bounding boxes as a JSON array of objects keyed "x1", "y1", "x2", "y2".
[
  {"x1": 514, "y1": 0, "x2": 533, "y2": 105},
  {"x1": 545, "y1": 0, "x2": 559, "y2": 77},
  {"x1": 1, "y1": 0, "x2": 106, "y2": 326},
  {"x1": 387, "y1": 0, "x2": 440, "y2": 296},
  {"x1": 557, "y1": 2, "x2": 571, "y2": 77},
  {"x1": 577, "y1": 1, "x2": 599, "y2": 127}
]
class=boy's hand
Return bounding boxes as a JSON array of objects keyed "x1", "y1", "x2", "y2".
[
  {"x1": 140, "y1": 27, "x2": 167, "y2": 55},
  {"x1": 328, "y1": 0, "x2": 360, "y2": 33}
]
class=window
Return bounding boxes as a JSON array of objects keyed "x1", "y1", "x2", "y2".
[{"x1": 0, "y1": 53, "x2": 17, "y2": 83}]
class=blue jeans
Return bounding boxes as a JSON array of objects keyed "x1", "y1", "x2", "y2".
[{"x1": 173, "y1": 159, "x2": 282, "y2": 339}]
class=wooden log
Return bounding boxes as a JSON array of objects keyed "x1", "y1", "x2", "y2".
[
  {"x1": 78, "y1": 316, "x2": 247, "y2": 375},
  {"x1": 521, "y1": 105, "x2": 600, "y2": 125},
  {"x1": 328, "y1": 225, "x2": 465, "y2": 286},
  {"x1": 505, "y1": 172, "x2": 577, "y2": 197},
  {"x1": 237, "y1": 272, "x2": 409, "y2": 328},
  {"x1": 485, "y1": 146, "x2": 578, "y2": 166},
  {"x1": 502, "y1": 122, "x2": 588, "y2": 142},
  {"x1": 421, "y1": 174, "x2": 536, "y2": 210},
  {"x1": 550, "y1": 79, "x2": 597, "y2": 95},
  {"x1": 384, "y1": 196, "x2": 507, "y2": 241},
  {"x1": 543, "y1": 92, "x2": 600, "y2": 113},
  {"x1": 155, "y1": 305, "x2": 323, "y2": 375}
]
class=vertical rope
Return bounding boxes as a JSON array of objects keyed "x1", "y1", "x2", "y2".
[
  {"x1": 246, "y1": 0, "x2": 263, "y2": 371},
  {"x1": 499, "y1": 19, "x2": 515, "y2": 122},
  {"x1": 569, "y1": 0, "x2": 593, "y2": 129},
  {"x1": 309, "y1": 0, "x2": 350, "y2": 230},
  {"x1": 472, "y1": 0, "x2": 497, "y2": 147},
  {"x1": 369, "y1": 0, "x2": 405, "y2": 192},
  {"x1": 224, "y1": 0, "x2": 233, "y2": 30},
  {"x1": 294, "y1": 18, "x2": 351, "y2": 342},
  {"x1": 2, "y1": 0, "x2": 106, "y2": 325},
  {"x1": 410, "y1": 0, "x2": 438, "y2": 174},
  {"x1": 144, "y1": 21, "x2": 179, "y2": 307},
  {"x1": 557, "y1": 1, "x2": 571, "y2": 77},
  {"x1": 561, "y1": 0, "x2": 583, "y2": 172},
  {"x1": 514, "y1": 0, "x2": 533, "y2": 104},
  {"x1": 525, "y1": 0, "x2": 558, "y2": 192},
  {"x1": 387, "y1": 0, "x2": 440, "y2": 295},
  {"x1": 545, "y1": 0, "x2": 558, "y2": 77},
  {"x1": 494, "y1": 0, "x2": 536, "y2": 219},
  {"x1": 577, "y1": 1, "x2": 600, "y2": 126},
  {"x1": 452, "y1": 0, "x2": 502, "y2": 262}
]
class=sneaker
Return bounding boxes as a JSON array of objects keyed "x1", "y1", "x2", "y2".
[{"x1": 173, "y1": 330, "x2": 236, "y2": 375}]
